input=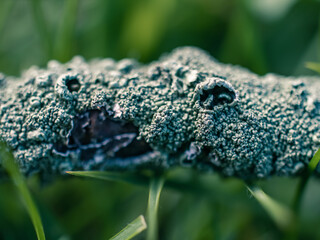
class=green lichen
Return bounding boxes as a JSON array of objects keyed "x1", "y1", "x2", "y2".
[{"x1": 0, "y1": 47, "x2": 320, "y2": 179}]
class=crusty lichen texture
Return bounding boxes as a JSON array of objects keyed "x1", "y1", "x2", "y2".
[{"x1": 1, "y1": 47, "x2": 320, "y2": 179}]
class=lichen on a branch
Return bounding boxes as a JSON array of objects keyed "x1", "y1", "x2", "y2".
[{"x1": 0, "y1": 47, "x2": 320, "y2": 179}]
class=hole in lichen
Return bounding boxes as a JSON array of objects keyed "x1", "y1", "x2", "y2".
[
  {"x1": 53, "y1": 109, "x2": 152, "y2": 162},
  {"x1": 199, "y1": 85, "x2": 236, "y2": 109},
  {"x1": 66, "y1": 78, "x2": 81, "y2": 92}
]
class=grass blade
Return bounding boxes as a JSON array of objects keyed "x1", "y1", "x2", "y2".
[
  {"x1": 0, "y1": 142, "x2": 46, "y2": 240},
  {"x1": 305, "y1": 62, "x2": 320, "y2": 74},
  {"x1": 54, "y1": 0, "x2": 79, "y2": 61},
  {"x1": 247, "y1": 185, "x2": 294, "y2": 230},
  {"x1": 67, "y1": 170, "x2": 243, "y2": 203},
  {"x1": 66, "y1": 171, "x2": 150, "y2": 186},
  {"x1": 67, "y1": 171, "x2": 165, "y2": 240},
  {"x1": 0, "y1": 0, "x2": 14, "y2": 36},
  {"x1": 307, "y1": 148, "x2": 320, "y2": 172},
  {"x1": 28, "y1": 0, "x2": 52, "y2": 59},
  {"x1": 109, "y1": 215, "x2": 147, "y2": 240},
  {"x1": 146, "y1": 176, "x2": 165, "y2": 240},
  {"x1": 293, "y1": 148, "x2": 320, "y2": 212}
]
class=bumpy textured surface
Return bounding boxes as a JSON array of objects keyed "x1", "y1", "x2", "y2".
[{"x1": 0, "y1": 47, "x2": 320, "y2": 180}]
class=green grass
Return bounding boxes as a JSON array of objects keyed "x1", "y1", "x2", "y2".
[
  {"x1": 1, "y1": 146, "x2": 319, "y2": 240},
  {"x1": 146, "y1": 176, "x2": 165, "y2": 240},
  {"x1": 305, "y1": 62, "x2": 320, "y2": 74},
  {"x1": 246, "y1": 185, "x2": 294, "y2": 230},
  {"x1": 66, "y1": 171, "x2": 165, "y2": 240},
  {"x1": 28, "y1": 0, "x2": 52, "y2": 60},
  {"x1": 244, "y1": 148, "x2": 320, "y2": 240},
  {"x1": 68, "y1": 148, "x2": 320, "y2": 240},
  {"x1": 66, "y1": 171, "x2": 151, "y2": 186},
  {"x1": 109, "y1": 215, "x2": 147, "y2": 240},
  {"x1": 0, "y1": 142, "x2": 46, "y2": 240},
  {"x1": 0, "y1": 147, "x2": 320, "y2": 239},
  {"x1": 293, "y1": 148, "x2": 320, "y2": 213}
]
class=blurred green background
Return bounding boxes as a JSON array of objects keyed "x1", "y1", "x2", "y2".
[
  {"x1": 0, "y1": 0, "x2": 319, "y2": 77},
  {"x1": 0, "y1": 0, "x2": 320, "y2": 239}
]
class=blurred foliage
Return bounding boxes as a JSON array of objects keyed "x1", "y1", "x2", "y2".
[
  {"x1": 1, "y1": 0, "x2": 320, "y2": 239},
  {"x1": 0, "y1": 0, "x2": 319, "y2": 76}
]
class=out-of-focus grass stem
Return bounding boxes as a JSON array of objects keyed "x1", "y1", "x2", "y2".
[
  {"x1": 0, "y1": 142, "x2": 46, "y2": 240},
  {"x1": 293, "y1": 148, "x2": 320, "y2": 213},
  {"x1": 109, "y1": 215, "x2": 147, "y2": 240},
  {"x1": 0, "y1": 1, "x2": 14, "y2": 36},
  {"x1": 29, "y1": 0, "x2": 52, "y2": 60},
  {"x1": 146, "y1": 175, "x2": 165, "y2": 240},
  {"x1": 247, "y1": 184, "x2": 294, "y2": 231},
  {"x1": 54, "y1": 0, "x2": 79, "y2": 62}
]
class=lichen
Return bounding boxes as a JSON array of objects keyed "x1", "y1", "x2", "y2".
[{"x1": 0, "y1": 47, "x2": 320, "y2": 180}]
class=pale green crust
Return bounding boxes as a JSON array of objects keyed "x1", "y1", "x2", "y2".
[{"x1": 0, "y1": 47, "x2": 320, "y2": 179}]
